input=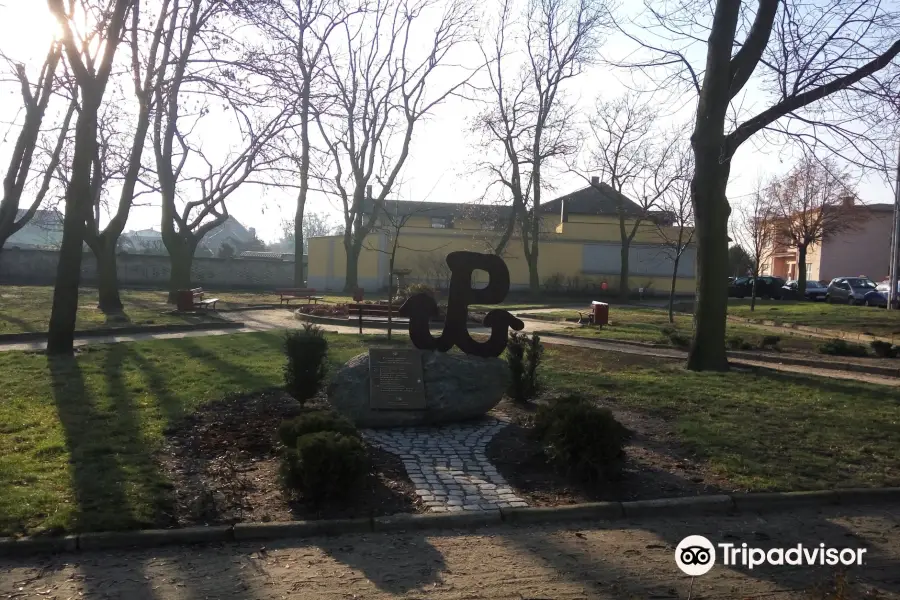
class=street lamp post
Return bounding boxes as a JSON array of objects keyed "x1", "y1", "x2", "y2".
[{"x1": 889, "y1": 139, "x2": 900, "y2": 310}]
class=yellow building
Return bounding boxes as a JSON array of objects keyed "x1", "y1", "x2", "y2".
[{"x1": 307, "y1": 180, "x2": 696, "y2": 294}]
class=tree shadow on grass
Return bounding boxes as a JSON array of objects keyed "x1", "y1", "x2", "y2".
[
  {"x1": 47, "y1": 351, "x2": 174, "y2": 533},
  {"x1": 735, "y1": 362, "x2": 900, "y2": 399},
  {"x1": 168, "y1": 337, "x2": 277, "y2": 389},
  {"x1": 0, "y1": 311, "x2": 36, "y2": 333},
  {"x1": 120, "y1": 337, "x2": 280, "y2": 429}
]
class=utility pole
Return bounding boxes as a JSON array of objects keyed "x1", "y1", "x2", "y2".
[{"x1": 889, "y1": 139, "x2": 900, "y2": 310}]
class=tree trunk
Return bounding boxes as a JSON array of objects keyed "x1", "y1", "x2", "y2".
[
  {"x1": 686, "y1": 153, "x2": 732, "y2": 372},
  {"x1": 528, "y1": 257, "x2": 540, "y2": 296},
  {"x1": 293, "y1": 76, "x2": 311, "y2": 287},
  {"x1": 668, "y1": 255, "x2": 680, "y2": 323},
  {"x1": 619, "y1": 240, "x2": 631, "y2": 301},
  {"x1": 796, "y1": 243, "x2": 808, "y2": 296},
  {"x1": 294, "y1": 209, "x2": 305, "y2": 286},
  {"x1": 750, "y1": 275, "x2": 757, "y2": 311},
  {"x1": 95, "y1": 240, "x2": 123, "y2": 313},
  {"x1": 344, "y1": 239, "x2": 361, "y2": 292},
  {"x1": 164, "y1": 237, "x2": 196, "y2": 303},
  {"x1": 47, "y1": 91, "x2": 100, "y2": 355}
]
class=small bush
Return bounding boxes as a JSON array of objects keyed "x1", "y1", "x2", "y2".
[
  {"x1": 667, "y1": 331, "x2": 691, "y2": 348},
  {"x1": 281, "y1": 432, "x2": 368, "y2": 505},
  {"x1": 726, "y1": 335, "x2": 755, "y2": 351},
  {"x1": 278, "y1": 410, "x2": 359, "y2": 448},
  {"x1": 301, "y1": 322, "x2": 325, "y2": 337},
  {"x1": 659, "y1": 324, "x2": 690, "y2": 348},
  {"x1": 760, "y1": 335, "x2": 781, "y2": 350},
  {"x1": 819, "y1": 339, "x2": 869, "y2": 357},
  {"x1": 534, "y1": 395, "x2": 630, "y2": 483},
  {"x1": 398, "y1": 282, "x2": 437, "y2": 303},
  {"x1": 284, "y1": 330, "x2": 329, "y2": 404},
  {"x1": 507, "y1": 331, "x2": 543, "y2": 403},
  {"x1": 870, "y1": 340, "x2": 898, "y2": 358}
]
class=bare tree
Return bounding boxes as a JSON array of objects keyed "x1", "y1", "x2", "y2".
[
  {"x1": 585, "y1": 95, "x2": 680, "y2": 300},
  {"x1": 0, "y1": 39, "x2": 73, "y2": 255},
  {"x1": 315, "y1": 0, "x2": 476, "y2": 292},
  {"x1": 46, "y1": 0, "x2": 134, "y2": 354},
  {"x1": 149, "y1": 0, "x2": 291, "y2": 301},
  {"x1": 616, "y1": 0, "x2": 900, "y2": 370},
  {"x1": 238, "y1": 0, "x2": 358, "y2": 286},
  {"x1": 82, "y1": 0, "x2": 169, "y2": 313},
  {"x1": 278, "y1": 210, "x2": 338, "y2": 253},
  {"x1": 655, "y1": 149, "x2": 694, "y2": 322},
  {"x1": 768, "y1": 155, "x2": 859, "y2": 294},
  {"x1": 362, "y1": 202, "x2": 446, "y2": 339},
  {"x1": 476, "y1": 0, "x2": 607, "y2": 294},
  {"x1": 732, "y1": 181, "x2": 774, "y2": 312}
]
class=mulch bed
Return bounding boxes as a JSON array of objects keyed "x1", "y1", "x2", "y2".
[
  {"x1": 487, "y1": 397, "x2": 739, "y2": 506},
  {"x1": 159, "y1": 390, "x2": 421, "y2": 527},
  {"x1": 157, "y1": 387, "x2": 742, "y2": 527}
]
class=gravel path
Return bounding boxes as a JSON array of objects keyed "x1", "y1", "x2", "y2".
[{"x1": 2, "y1": 505, "x2": 898, "y2": 599}]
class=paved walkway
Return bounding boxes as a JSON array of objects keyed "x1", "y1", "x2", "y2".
[
  {"x1": 2, "y1": 308, "x2": 897, "y2": 385},
  {"x1": 2, "y1": 505, "x2": 898, "y2": 599},
  {"x1": 364, "y1": 417, "x2": 529, "y2": 512}
]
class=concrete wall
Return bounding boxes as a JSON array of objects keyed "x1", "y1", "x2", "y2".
[
  {"x1": 0, "y1": 248, "x2": 295, "y2": 289},
  {"x1": 818, "y1": 212, "x2": 892, "y2": 282}
]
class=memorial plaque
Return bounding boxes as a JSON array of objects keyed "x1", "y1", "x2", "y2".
[{"x1": 369, "y1": 348, "x2": 426, "y2": 410}]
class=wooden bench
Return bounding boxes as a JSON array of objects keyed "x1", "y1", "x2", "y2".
[
  {"x1": 576, "y1": 307, "x2": 593, "y2": 324},
  {"x1": 576, "y1": 302, "x2": 608, "y2": 326},
  {"x1": 348, "y1": 302, "x2": 401, "y2": 334},
  {"x1": 276, "y1": 288, "x2": 324, "y2": 305},
  {"x1": 191, "y1": 287, "x2": 220, "y2": 310}
]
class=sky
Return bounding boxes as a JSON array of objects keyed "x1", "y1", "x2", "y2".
[{"x1": 1, "y1": 0, "x2": 897, "y2": 245}]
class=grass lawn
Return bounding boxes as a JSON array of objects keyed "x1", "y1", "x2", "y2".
[
  {"x1": 0, "y1": 285, "x2": 361, "y2": 335},
  {"x1": 531, "y1": 306, "x2": 821, "y2": 353},
  {"x1": 542, "y1": 347, "x2": 900, "y2": 493},
  {"x1": 725, "y1": 299, "x2": 900, "y2": 339},
  {"x1": 1, "y1": 331, "x2": 898, "y2": 536}
]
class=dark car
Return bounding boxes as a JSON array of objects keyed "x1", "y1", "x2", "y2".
[
  {"x1": 864, "y1": 281, "x2": 900, "y2": 308},
  {"x1": 782, "y1": 279, "x2": 828, "y2": 301},
  {"x1": 728, "y1": 276, "x2": 786, "y2": 299},
  {"x1": 825, "y1": 277, "x2": 877, "y2": 304}
]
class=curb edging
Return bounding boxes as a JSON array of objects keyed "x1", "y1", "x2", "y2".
[{"x1": 1, "y1": 488, "x2": 898, "y2": 558}]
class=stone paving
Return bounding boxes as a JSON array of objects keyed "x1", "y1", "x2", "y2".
[{"x1": 363, "y1": 417, "x2": 529, "y2": 512}]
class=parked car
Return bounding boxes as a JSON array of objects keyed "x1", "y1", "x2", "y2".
[
  {"x1": 863, "y1": 281, "x2": 900, "y2": 308},
  {"x1": 728, "y1": 276, "x2": 786, "y2": 299},
  {"x1": 782, "y1": 279, "x2": 828, "y2": 301},
  {"x1": 825, "y1": 277, "x2": 877, "y2": 304}
]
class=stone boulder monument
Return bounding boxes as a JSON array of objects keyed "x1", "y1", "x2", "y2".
[{"x1": 328, "y1": 251, "x2": 525, "y2": 428}]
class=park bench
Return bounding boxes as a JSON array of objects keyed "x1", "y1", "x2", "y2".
[
  {"x1": 348, "y1": 302, "x2": 401, "y2": 334},
  {"x1": 276, "y1": 288, "x2": 324, "y2": 305},
  {"x1": 191, "y1": 287, "x2": 220, "y2": 310},
  {"x1": 576, "y1": 301, "x2": 608, "y2": 326}
]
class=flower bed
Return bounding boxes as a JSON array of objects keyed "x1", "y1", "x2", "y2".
[{"x1": 296, "y1": 303, "x2": 349, "y2": 317}]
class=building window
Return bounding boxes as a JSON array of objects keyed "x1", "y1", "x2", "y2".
[
  {"x1": 431, "y1": 217, "x2": 452, "y2": 229},
  {"x1": 805, "y1": 263, "x2": 812, "y2": 278}
]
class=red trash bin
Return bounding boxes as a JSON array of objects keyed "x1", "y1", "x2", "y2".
[
  {"x1": 591, "y1": 301, "x2": 608, "y2": 326},
  {"x1": 176, "y1": 289, "x2": 194, "y2": 311}
]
